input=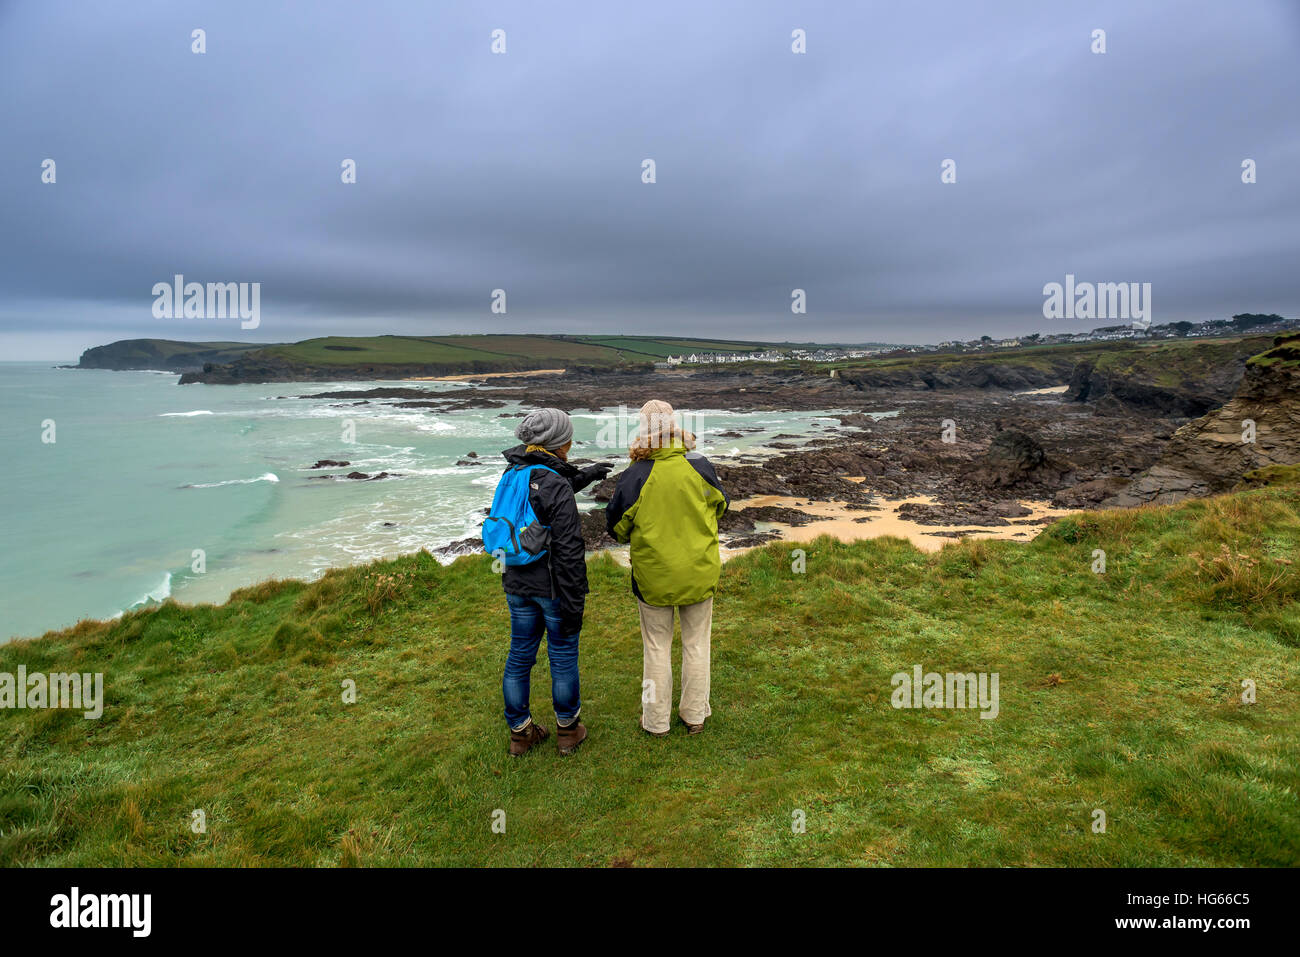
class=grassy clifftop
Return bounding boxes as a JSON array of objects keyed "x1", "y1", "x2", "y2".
[
  {"x1": 176, "y1": 334, "x2": 808, "y2": 382},
  {"x1": 2, "y1": 488, "x2": 1298, "y2": 866},
  {"x1": 819, "y1": 335, "x2": 1276, "y2": 409},
  {"x1": 75, "y1": 339, "x2": 270, "y2": 372}
]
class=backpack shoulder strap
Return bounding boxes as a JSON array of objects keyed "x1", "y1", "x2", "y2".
[{"x1": 519, "y1": 463, "x2": 558, "y2": 477}]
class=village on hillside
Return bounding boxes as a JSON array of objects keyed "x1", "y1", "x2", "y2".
[{"x1": 658, "y1": 313, "x2": 1297, "y2": 367}]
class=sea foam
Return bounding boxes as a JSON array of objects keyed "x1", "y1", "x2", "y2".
[{"x1": 184, "y1": 472, "x2": 280, "y2": 489}]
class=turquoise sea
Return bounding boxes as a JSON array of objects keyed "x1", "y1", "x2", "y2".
[{"x1": 1, "y1": 362, "x2": 874, "y2": 642}]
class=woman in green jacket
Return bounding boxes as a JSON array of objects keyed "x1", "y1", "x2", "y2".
[{"x1": 606, "y1": 400, "x2": 728, "y2": 735}]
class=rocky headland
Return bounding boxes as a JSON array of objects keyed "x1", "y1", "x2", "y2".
[{"x1": 381, "y1": 334, "x2": 1295, "y2": 556}]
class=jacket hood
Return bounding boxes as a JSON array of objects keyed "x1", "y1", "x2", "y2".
[
  {"x1": 644, "y1": 442, "x2": 689, "y2": 461},
  {"x1": 502, "y1": 443, "x2": 580, "y2": 478}
]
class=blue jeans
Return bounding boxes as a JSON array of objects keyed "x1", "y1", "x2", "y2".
[{"x1": 503, "y1": 594, "x2": 581, "y2": 729}]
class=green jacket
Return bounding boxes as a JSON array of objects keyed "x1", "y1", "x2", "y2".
[{"x1": 605, "y1": 444, "x2": 729, "y2": 606}]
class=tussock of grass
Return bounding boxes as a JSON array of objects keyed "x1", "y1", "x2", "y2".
[{"x1": 2, "y1": 489, "x2": 1298, "y2": 866}]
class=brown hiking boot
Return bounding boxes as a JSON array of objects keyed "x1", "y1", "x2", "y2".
[
  {"x1": 639, "y1": 717, "x2": 670, "y2": 738},
  {"x1": 509, "y1": 720, "x2": 549, "y2": 756},
  {"x1": 679, "y1": 715, "x2": 704, "y2": 734},
  {"x1": 557, "y1": 720, "x2": 587, "y2": 755}
]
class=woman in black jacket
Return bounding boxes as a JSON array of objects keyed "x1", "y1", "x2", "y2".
[{"x1": 497, "y1": 408, "x2": 609, "y2": 757}]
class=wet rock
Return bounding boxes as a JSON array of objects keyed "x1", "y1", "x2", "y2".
[
  {"x1": 896, "y1": 502, "x2": 1011, "y2": 527},
  {"x1": 590, "y1": 476, "x2": 618, "y2": 501},
  {"x1": 965, "y1": 430, "x2": 1070, "y2": 489},
  {"x1": 723, "y1": 531, "x2": 783, "y2": 548},
  {"x1": 837, "y1": 412, "x2": 876, "y2": 428},
  {"x1": 433, "y1": 536, "x2": 483, "y2": 559},
  {"x1": 988, "y1": 430, "x2": 1045, "y2": 470},
  {"x1": 1052, "y1": 477, "x2": 1130, "y2": 508},
  {"x1": 718, "y1": 510, "x2": 757, "y2": 534},
  {"x1": 734, "y1": 505, "x2": 832, "y2": 527},
  {"x1": 580, "y1": 508, "x2": 616, "y2": 549}
]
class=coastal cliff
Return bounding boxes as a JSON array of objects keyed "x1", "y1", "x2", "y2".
[
  {"x1": 75, "y1": 338, "x2": 270, "y2": 372},
  {"x1": 1106, "y1": 334, "x2": 1300, "y2": 505}
]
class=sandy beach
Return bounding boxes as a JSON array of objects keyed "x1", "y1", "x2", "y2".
[
  {"x1": 1015, "y1": 384, "x2": 1070, "y2": 396},
  {"x1": 721, "y1": 493, "x2": 1069, "y2": 555},
  {"x1": 599, "y1": 493, "x2": 1072, "y2": 568}
]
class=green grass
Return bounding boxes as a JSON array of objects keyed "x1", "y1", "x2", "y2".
[
  {"x1": 1246, "y1": 333, "x2": 1300, "y2": 370},
  {"x1": 1241, "y1": 464, "x2": 1300, "y2": 488},
  {"x1": 212, "y1": 334, "x2": 864, "y2": 373},
  {"x1": 571, "y1": 336, "x2": 791, "y2": 359},
  {"x1": 1085, "y1": 336, "x2": 1274, "y2": 387},
  {"x1": 260, "y1": 335, "x2": 612, "y2": 368},
  {"x1": 256, "y1": 334, "x2": 800, "y2": 370},
  {"x1": 3, "y1": 488, "x2": 1298, "y2": 867}
]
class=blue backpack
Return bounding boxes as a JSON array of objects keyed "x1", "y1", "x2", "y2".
[{"x1": 482, "y1": 464, "x2": 557, "y2": 566}]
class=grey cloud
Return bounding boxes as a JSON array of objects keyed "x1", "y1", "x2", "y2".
[{"x1": 1, "y1": 0, "x2": 1297, "y2": 358}]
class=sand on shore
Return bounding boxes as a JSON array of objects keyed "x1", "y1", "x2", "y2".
[
  {"x1": 406, "y1": 368, "x2": 566, "y2": 382},
  {"x1": 721, "y1": 493, "x2": 1071, "y2": 555},
  {"x1": 1015, "y1": 384, "x2": 1069, "y2": 396}
]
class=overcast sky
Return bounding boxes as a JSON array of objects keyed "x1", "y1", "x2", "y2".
[{"x1": 2, "y1": 0, "x2": 1298, "y2": 359}]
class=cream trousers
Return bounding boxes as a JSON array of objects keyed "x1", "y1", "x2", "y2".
[{"x1": 637, "y1": 597, "x2": 713, "y2": 733}]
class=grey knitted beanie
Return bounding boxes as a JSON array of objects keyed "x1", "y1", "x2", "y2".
[{"x1": 515, "y1": 408, "x2": 574, "y2": 450}]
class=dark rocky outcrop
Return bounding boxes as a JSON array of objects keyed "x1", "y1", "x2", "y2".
[
  {"x1": 720, "y1": 505, "x2": 832, "y2": 532},
  {"x1": 836, "y1": 360, "x2": 1072, "y2": 393},
  {"x1": 580, "y1": 509, "x2": 616, "y2": 549},
  {"x1": 1052, "y1": 476, "x2": 1131, "y2": 509},
  {"x1": 964, "y1": 429, "x2": 1070, "y2": 489},
  {"x1": 1105, "y1": 334, "x2": 1300, "y2": 506},
  {"x1": 1063, "y1": 336, "x2": 1271, "y2": 416}
]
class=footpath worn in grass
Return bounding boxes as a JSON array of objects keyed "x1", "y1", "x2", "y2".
[{"x1": 2, "y1": 489, "x2": 1298, "y2": 866}]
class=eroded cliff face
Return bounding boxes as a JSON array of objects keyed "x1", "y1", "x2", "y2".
[
  {"x1": 1106, "y1": 334, "x2": 1300, "y2": 506},
  {"x1": 834, "y1": 336, "x2": 1273, "y2": 416},
  {"x1": 836, "y1": 359, "x2": 1073, "y2": 393},
  {"x1": 1062, "y1": 337, "x2": 1268, "y2": 416}
]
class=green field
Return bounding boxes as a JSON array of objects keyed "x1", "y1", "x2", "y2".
[
  {"x1": 572, "y1": 336, "x2": 780, "y2": 358},
  {"x1": 258, "y1": 334, "x2": 794, "y2": 369},
  {"x1": 3, "y1": 484, "x2": 1297, "y2": 867},
  {"x1": 258, "y1": 335, "x2": 609, "y2": 368}
]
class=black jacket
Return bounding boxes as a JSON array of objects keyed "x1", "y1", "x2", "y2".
[{"x1": 498, "y1": 445, "x2": 588, "y2": 619}]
